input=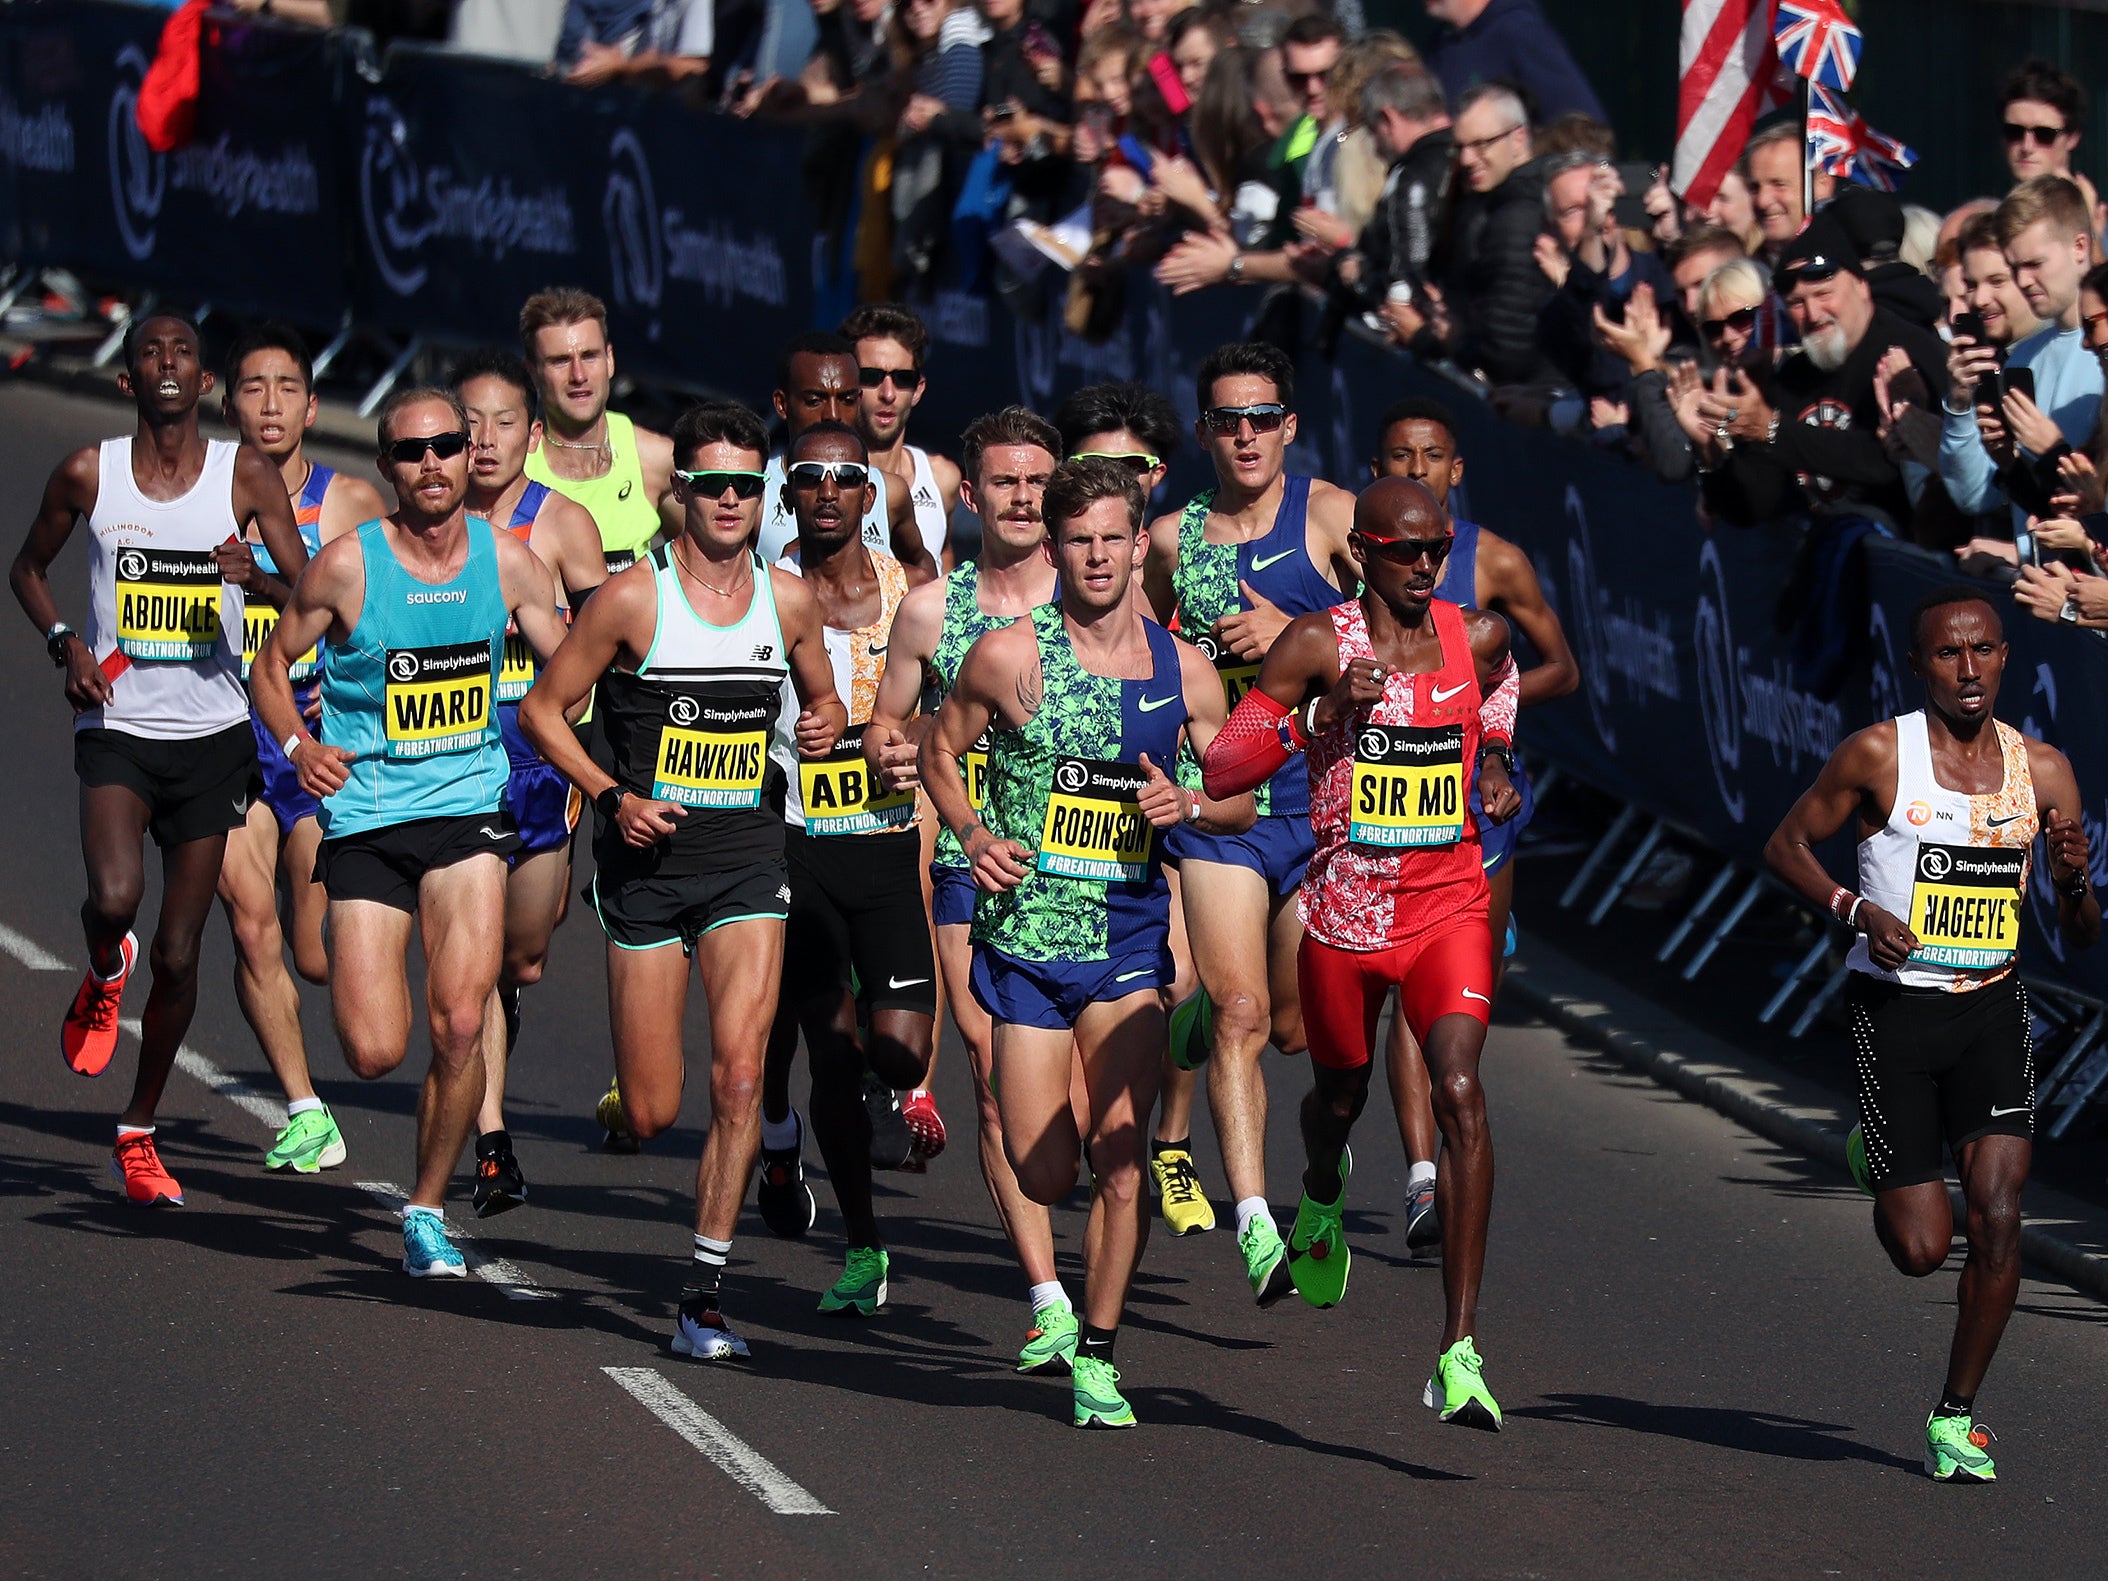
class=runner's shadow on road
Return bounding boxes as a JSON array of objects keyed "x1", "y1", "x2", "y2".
[
  {"x1": 1509, "y1": 1394, "x2": 1919, "y2": 1472},
  {"x1": 1132, "y1": 1386, "x2": 1470, "y2": 1480}
]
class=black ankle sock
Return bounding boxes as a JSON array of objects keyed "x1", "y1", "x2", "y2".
[
  {"x1": 1151, "y1": 1136, "x2": 1188, "y2": 1157},
  {"x1": 1937, "y1": 1391, "x2": 1974, "y2": 1418},
  {"x1": 1079, "y1": 1324, "x2": 1117, "y2": 1356}
]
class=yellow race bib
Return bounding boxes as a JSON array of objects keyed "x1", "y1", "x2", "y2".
[
  {"x1": 963, "y1": 727, "x2": 992, "y2": 813},
  {"x1": 385, "y1": 641, "x2": 494, "y2": 758},
  {"x1": 652, "y1": 694, "x2": 769, "y2": 809},
  {"x1": 115, "y1": 547, "x2": 222, "y2": 660},
  {"x1": 1349, "y1": 724, "x2": 1465, "y2": 848},
  {"x1": 240, "y1": 602, "x2": 318, "y2": 683},
  {"x1": 801, "y1": 726, "x2": 915, "y2": 835},
  {"x1": 1906, "y1": 843, "x2": 2026, "y2": 970},
  {"x1": 496, "y1": 630, "x2": 537, "y2": 703},
  {"x1": 1197, "y1": 632, "x2": 1259, "y2": 710},
  {"x1": 1038, "y1": 757, "x2": 1154, "y2": 882}
]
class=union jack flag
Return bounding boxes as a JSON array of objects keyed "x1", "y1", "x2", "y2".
[
  {"x1": 1805, "y1": 83, "x2": 1917, "y2": 191},
  {"x1": 1774, "y1": 0, "x2": 1862, "y2": 93}
]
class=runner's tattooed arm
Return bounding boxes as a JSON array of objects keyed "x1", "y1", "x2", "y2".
[
  {"x1": 864, "y1": 573, "x2": 942, "y2": 792},
  {"x1": 921, "y1": 620, "x2": 1038, "y2": 893},
  {"x1": 2026, "y1": 737, "x2": 2101, "y2": 947},
  {"x1": 1764, "y1": 722, "x2": 1919, "y2": 969},
  {"x1": 774, "y1": 567, "x2": 848, "y2": 756}
]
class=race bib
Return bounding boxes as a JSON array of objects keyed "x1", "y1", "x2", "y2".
[
  {"x1": 604, "y1": 547, "x2": 639, "y2": 576},
  {"x1": 384, "y1": 641, "x2": 494, "y2": 758},
  {"x1": 1349, "y1": 724, "x2": 1465, "y2": 848},
  {"x1": 1038, "y1": 757, "x2": 1153, "y2": 883},
  {"x1": 801, "y1": 726, "x2": 915, "y2": 835},
  {"x1": 115, "y1": 547, "x2": 221, "y2": 660},
  {"x1": 963, "y1": 727, "x2": 992, "y2": 813},
  {"x1": 1906, "y1": 842, "x2": 2025, "y2": 970},
  {"x1": 240, "y1": 602, "x2": 316, "y2": 683},
  {"x1": 496, "y1": 630, "x2": 537, "y2": 703},
  {"x1": 652, "y1": 694, "x2": 770, "y2": 809},
  {"x1": 1198, "y1": 632, "x2": 1259, "y2": 710}
]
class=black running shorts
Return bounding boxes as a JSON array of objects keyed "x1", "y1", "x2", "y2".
[
  {"x1": 1846, "y1": 972, "x2": 2034, "y2": 1191},
  {"x1": 314, "y1": 813, "x2": 521, "y2": 912},
  {"x1": 590, "y1": 860, "x2": 790, "y2": 954},
  {"x1": 784, "y1": 827, "x2": 937, "y2": 1016},
  {"x1": 75, "y1": 722, "x2": 256, "y2": 849}
]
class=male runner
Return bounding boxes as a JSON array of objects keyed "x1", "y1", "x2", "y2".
[
  {"x1": 865, "y1": 406, "x2": 1074, "y2": 1368},
  {"x1": 923, "y1": 457, "x2": 1252, "y2": 1428},
  {"x1": 1203, "y1": 477, "x2": 1520, "y2": 1430},
  {"x1": 755, "y1": 331, "x2": 930, "y2": 573},
  {"x1": 452, "y1": 349, "x2": 610, "y2": 1215},
  {"x1": 1371, "y1": 395, "x2": 1578, "y2": 1252},
  {"x1": 1052, "y1": 383, "x2": 1215, "y2": 1235},
  {"x1": 13, "y1": 312, "x2": 308, "y2": 1206},
  {"x1": 1764, "y1": 587, "x2": 2096, "y2": 1482},
  {"x1": 520, "y1": 399, "x2": 844, "y2": 1359},
  {"x1": 253, "y1": 387, "x2": 571, "y2": 1276},
  {"x1": 841, "y1": 302, "x2": 961, "y2": 567},
  {"x1": 756, "y1": 421, "x2": 937, "y2": 1316},
  {"x1": 218, "y1": 320, "x2": 385, "y2": 1172},
  {"x1": 1142, "y1": 341, "x2": 1360, "y2": 1303}
]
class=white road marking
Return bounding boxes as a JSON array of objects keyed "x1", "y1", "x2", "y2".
[
  {"x1": 0, "y1": 922, "x2": 69, "y2": 971},
  {"x1": 602, "y1": 1366, "x2": 833, "y2": 1516},
  {"x1": 355, "y1": 1180, "x2": 554, "y2": 1301}
]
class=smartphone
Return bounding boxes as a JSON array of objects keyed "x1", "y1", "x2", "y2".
[
  {"x1": 2003, "y1": 365, "x2": 2036, "y2": 405},
  {"x1": 1146, "y1": 52, "x2": 1192, "y2": 119},
  {"x1": 1951, "y1": 310, "x2": 1986, "y2": 345},
  {"x1": 1611, "y1": 161, "x2": 1655, "y2": 232}
]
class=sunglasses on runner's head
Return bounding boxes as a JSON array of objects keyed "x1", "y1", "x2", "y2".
[
  {"x1": 1069, "y1": 450, "x2": 1162, "y2": 472},
  {"x1": 2004, "y1": 121, "x2": 2067, "y2": 146},
  {"x1": 859, "y1": 366, "x2": 923, "y2": 390},
  {"x1": 1355, "y1": 531, "x2": 1453, "y2": 565},
  {"x1": 384, "y1": 431, "x2": 470, "y2": 464},
  {"x1": 1201, "y1": 403, "x2": 1287, "y2": 436},
  {"x1": 786, "y1": 460, "x2": 871, "y2": 490},
  {"x1": 673, "y1": 469, "x2": 768, "y2": 499},
  {"x1": 1702, "y1": 304, "x2": 1760, "y2": 339}
]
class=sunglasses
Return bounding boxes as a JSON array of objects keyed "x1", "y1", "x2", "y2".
[
  {"x1": 1285, "y1": 69, "x2": 1328, "y2": 90},
  {"x1": 1356, "y1": 532, "x2": 1453, "y2": 565},
  {"x1": 1702, "y1": 305, "x2": 1759, "y2": 339},
  {"x1": 786, "y1": 460, "x2": 871, "y2": 490},
  {"x1": 858, "y1": 366, "x2": 923, "y2": 390},
  {"x1": 674, "y1": 469, "x2": 768, "y2": 499},
  {"x1": 1201, "y1": 403, "x2": 1287, "y2": 436},
  {"x1": 2003, "y1": 121, "x2": 2067, "y2": 147},
  {"x1": 384, "y1": 431, "x2": 470, "y2": 464},
  {"x1": 1069, "y1": 450, "x2": 1162, "y2": 472}
]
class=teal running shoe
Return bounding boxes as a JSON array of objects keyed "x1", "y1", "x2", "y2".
[
  {"x1": 264, "y1": 1105, "x2": 346, "y2": 1173},
  {"x1": 1924, "y1": 1413, "x2": 1996, "y2": 1482},
  {"x1": 1071, "y1": 1355, "x2": 1136, "y2": 1428},
  {"x1": 818, "y1": 1246, "x2": 889, "y2": 1316},
  {"x1": 401, "y1": 1208, "x2": 466, "y2": 1279},
  {"x1": 1845, "y1": 1123, "x2": 1874, "y2": 1198},
  {"x1": 1423, "y1": 1336, "x2": 1502, "y2": 1431},
  {"x1": 1017, "y1": 1303, "x2": 1079, "y2": 1375},
  {"x1": 1288, "y1": 1146, "x2": 1352, "y2": 1309},
  {"x1": 1167, "y1": 987, "x2": 1214, "y2": 1072},
  {"x1": 1239, "y1": 1213, "x2": 1293, "y2": 1306}
]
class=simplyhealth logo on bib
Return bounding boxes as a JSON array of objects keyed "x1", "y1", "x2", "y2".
[
  {"x1": 653, "y1": 695, "x2": 769, "y2": 809},
  {"x1": 116, "y1": 547, "x2": 222, "y2": 660},
  {"x1": 1038, "y1": 757, "x2": 1153, "y2": 883},
  {"x1": 1350, "y1": 724, "x2": 1465, "y2": 849},
  {"x1": 1907, "y1": 843, "x2": 2027, "y2": 971},
  {"x1": 384, "y1": 642, "x2": 493, "y2": 758}
]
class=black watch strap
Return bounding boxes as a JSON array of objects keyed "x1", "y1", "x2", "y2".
[{"x1": 596, "y1": 786, "x2": 624, "y2": 822}]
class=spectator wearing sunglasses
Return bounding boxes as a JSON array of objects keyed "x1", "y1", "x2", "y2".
[{"x1": 1998, "y1": 60, "x2": 2106, "y2": 243}]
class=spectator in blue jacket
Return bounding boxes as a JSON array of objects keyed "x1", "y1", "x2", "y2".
[{"x1": 1423, "y1": 0, "x2": 1602, "y2": 125}]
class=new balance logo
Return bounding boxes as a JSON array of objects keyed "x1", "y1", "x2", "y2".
[{"x1": 750, "y1": 645, "x2": 775, "y2": 662}]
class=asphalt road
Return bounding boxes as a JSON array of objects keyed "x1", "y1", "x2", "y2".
[{"x1": 2, "y1": 384, "x2": 2104, "y2": 1580}]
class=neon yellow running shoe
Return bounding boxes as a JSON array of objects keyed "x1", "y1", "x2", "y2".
[
  {"x1": 597, "y1": 1077, "x2": 640, "y2": 1154},
  {"x1": 1071, "y1": 1354, "x2": 1136, "y2": 1428},
  {"x1": 1239, "y1": 1214, "x2": 1293, "y2": 1306},
  {"x1": 1151, "y1": 1147, "x2": 1216, "y2": 1235},
  {"x1": 1017, "y1": 1303, "x2": 1078, "y2": 1375},
  {"x1": 818, "y1": 1246, "x2": 889, "y2": 1316},
  {"x1": 1167, "y1": 987, "x2": 1214, "y2": 1072},
  {"x1": 264, "y1": 1105, "x2": 346, "y2": 1173},
  {"x1": 1925, "y1": 1412, "x2": 1996, "y2": 1482},
  {"x1": 1423, "y1": 1336, "x2": 1502, "y2": 1431},
  {"x1": 1288, "y1": 1146, "x2": 1352, "y2": 1309}
]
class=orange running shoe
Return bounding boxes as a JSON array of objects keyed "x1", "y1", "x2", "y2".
[
  {"x1": 902, "y1": 1088, "x2": 947, "y2": 1163},
  {"x1": 110, "y1": 1130, "x2": 184, "y2": 1206},
  {"x1": 62, "y1": 931, "x2": 135, "y2": 1077}
]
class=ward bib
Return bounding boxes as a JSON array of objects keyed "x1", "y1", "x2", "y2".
[
  {"x1": 801, "y1": 726, "x2": 915, "y2": 835},
  {"x1": 1906, "y1": 842, "x2": 2025, "y2": 970},
  {"x1": 241, "y1": 602, "x2": 316, "y2": 683},
  {"x1": 652, "y1": 694, "x2": 769, "y2": 809},
  {"x1": 1350, "y1": 724, "x2": 1465, "y2": 848},
  {"x1": 1197, "y1": 632, "x2": 1259, "y2": 711},
  {"x1": 116, "y1": 547, "x2": 222, "y2": 660},
  {"x1": 1038, "y1": 757, "x2": 1153, "y2": 883},
  {"x1": 384, "y1": 641, "x2": 494, "y2": 758}
]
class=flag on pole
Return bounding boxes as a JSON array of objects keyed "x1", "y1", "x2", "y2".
[
  {"x1": 1675, "y1": 0, "x2": 1793, "y2": 210},
  {"x1": 1773, "y1": 0, "x2": 1863, "y2": 94},
  {"x1": 1805, "y1": 82, "x2": 1918, "y2": 191}
]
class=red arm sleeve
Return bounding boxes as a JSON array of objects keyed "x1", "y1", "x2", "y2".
[{"x1": 1203, "y1": 688, "x2": 1293, "y2": 799}]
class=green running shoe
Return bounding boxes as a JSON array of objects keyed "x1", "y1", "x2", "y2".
[
  {"x1": 1071, "y1": 1354, "x2": 1136, "y2": 1429},
  {"x1": 1017, "y1": 1303, "x2": 1078, "y2": 1375},
  {"x1": 818, "y1": 1246, "x2": 889, "y2": 1316},
  {"x1": 1845, "y1": 1123, "x2": 1874, "y2": 1198},
  {"x1": 264, "y1": 1105, "x2": 346, "y2": 1173},
  {"x1": 1238, "y1": 1213, "x2": 1294, "y2": 1306},
  {"x1": 1167, "y1": 986, "x2": 1214, "y2": 1072},
  {"x1": 1423, "y1": 1336, "x2": 1502, "y2": 1431},
  {"x1": 1924, "y1": 1412, "x2": 1996, "y2": 1482},
  {"x1": 1288, "y1": 1146, "x2": 1352, "y2": 1309}
]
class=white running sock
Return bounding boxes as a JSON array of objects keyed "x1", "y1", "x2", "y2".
[
  {"x1": 286, "y1": 1097, "x2": 325, "y2": 1118},
  {"x1": 401, "y1": 1203, "x2": 442, "y2": 1222},
  {"x1": 1234, "y1": 1196, "x2": 1274, "y2": 1238},
  {"x1": 692, "y1": 1233, "x2": 732, "y2": 1269},
  {"x1": 1028, "y1": 1280, "x2": 1069, "y2": 1315},
  {"x1": 1407, "y1": 1160, "x2": 1436, "y2": 1191},
  {"x1": 115, "y1": 1123, "x2": 153, "y2": 1138},
  {"x1": 759, "y1": 1111, "x2": 800, "y2": 1151}
]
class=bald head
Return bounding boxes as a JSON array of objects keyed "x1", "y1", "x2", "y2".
[{"x1": 1355, "y1": 476, "x2": 1447, "y2": 539}]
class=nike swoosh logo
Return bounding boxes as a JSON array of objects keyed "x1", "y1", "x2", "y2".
[
  {"x1": 1430, "y1": 682, "x2": 1469, "y2": 703},
  {"x1": 1250, "y1": 548, "x2": 1296, "y2": 572},
  {"x1": 1138, "y1": 694, "x2": 1178, "y2": 712},
  {"x1": 1461, "y1": 988, "x2": 1491, "y2": 1004},
  {"x1": 1114, "y1": 968, "x2": 1153, "y2": 982},
  {"x1": 1989, "y1": 1104, "x2": 2031, "y2": 1117},
  {"x1": 1986, "y1": 813, "x2": 2028, "y2": 827},
  {"x1": 869, "y1": 644, "x2": 888, "y2": 656},
  {"x1": 887, "y1": 975, "x2": 929, "y2": 989}
]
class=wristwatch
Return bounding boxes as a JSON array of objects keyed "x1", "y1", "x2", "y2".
[
  {"x1": 1478, "y1": 740, "x2": 1515, "y2": 775},
  {"x1": 1227, "y1": 252, "x2": 1246, "y2": 283},
  {"x1": 44, "y1": 622, "x2": 77, "y2": 666},
  {"x1": 596, "y1": 786, "x2": 625, "y2": 822},
  {"x1": 2060, "y1": 594, "x2": 2081, "y2": 624}
]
